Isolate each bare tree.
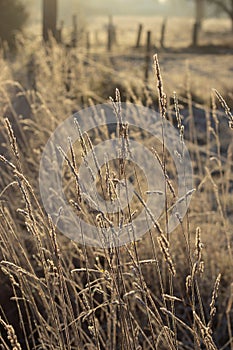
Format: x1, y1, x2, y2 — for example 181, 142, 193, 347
206, 0, 233, 32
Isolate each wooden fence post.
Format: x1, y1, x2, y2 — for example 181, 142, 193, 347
107, 15, 116, 51
107, 27, 112, 51
136, 23, 143, 48
160, 18, 167, 49
71, 14, 78, 47
145, 31, 151, 81
86, 31, 90, 50
192, 21, 200, 46
43, 0, 57, 42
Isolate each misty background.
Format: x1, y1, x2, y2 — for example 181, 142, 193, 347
25, 0, 199, 26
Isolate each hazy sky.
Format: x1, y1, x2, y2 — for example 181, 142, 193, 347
27, 0, 194, 25
77, 0, 193, 17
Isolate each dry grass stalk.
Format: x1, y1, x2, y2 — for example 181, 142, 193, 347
0, 317, 22, 350
193, 311, 218, 350
157, 234, 176, 277
151, 147, 176, 200
173, 91, 184, 143
213, 89, 233, 129
4, 118, 20, 166
153, 54, 167, 119
208, 274, 221, 329
195, 227, 203, 263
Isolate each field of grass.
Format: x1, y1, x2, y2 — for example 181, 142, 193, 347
0, 15, 233, 350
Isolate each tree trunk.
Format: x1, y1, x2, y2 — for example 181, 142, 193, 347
43, 0, 57, 42
232, 0, 233, 32
196, 0, 205, 28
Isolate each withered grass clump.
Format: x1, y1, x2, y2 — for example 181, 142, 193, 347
0, 38, 232, 350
